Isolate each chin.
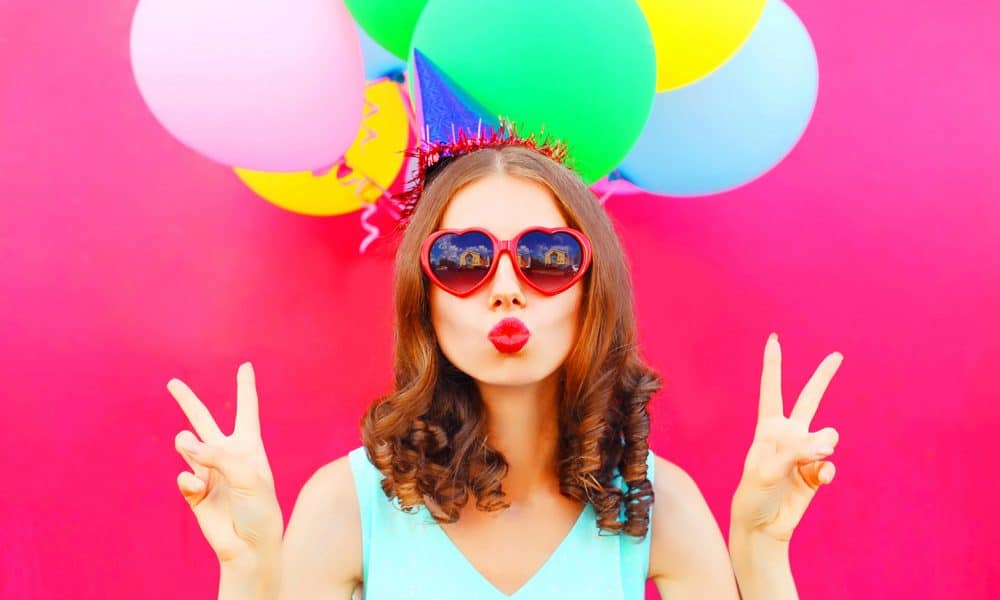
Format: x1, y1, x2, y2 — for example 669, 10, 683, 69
471, 355, 560, 388
441, 339, 569, 387
475, 372, 552, 388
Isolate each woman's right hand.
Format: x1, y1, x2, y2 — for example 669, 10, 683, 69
167, 362, 284, 567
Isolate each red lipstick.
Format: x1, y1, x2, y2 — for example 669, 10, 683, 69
488, 318, 530, 354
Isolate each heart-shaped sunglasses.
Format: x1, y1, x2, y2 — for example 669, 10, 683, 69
420, 227, 593, 297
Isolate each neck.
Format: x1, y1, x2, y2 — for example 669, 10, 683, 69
475, 370, 562, 505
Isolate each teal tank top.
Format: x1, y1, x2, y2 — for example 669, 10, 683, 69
348, 446, 656, 599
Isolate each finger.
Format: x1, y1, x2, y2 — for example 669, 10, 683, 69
807, 427, 840, 451
819, 461, 836, 484
758, 332, 783, 420
167, 378, 226, 443
177, 471, 207, 506
179, 439, 257, 491
175, 431, 210, 480
772, 440, 835, 479
789, 352, 843, 427
234, 362, 261, 439
798, 460, 835, 488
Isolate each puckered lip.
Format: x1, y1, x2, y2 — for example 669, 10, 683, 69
488, 317, 530, 353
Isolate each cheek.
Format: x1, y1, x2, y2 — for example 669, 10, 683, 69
429, 288, 479, 352
535, 285, 584, 352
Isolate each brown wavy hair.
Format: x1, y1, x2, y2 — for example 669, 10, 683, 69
360, 145, 662, 538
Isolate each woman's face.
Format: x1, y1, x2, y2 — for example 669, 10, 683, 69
428, 173, 584, 387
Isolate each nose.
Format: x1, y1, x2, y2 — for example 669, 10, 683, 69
488, 251, 526, 309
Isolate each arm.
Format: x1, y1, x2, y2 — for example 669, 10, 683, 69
216, 455, 362, 600
728, 527, 796, 600
277, 454, 364, 599
219, 547, 281, 600
648, 456, 740, 599
723, 333, 843, 600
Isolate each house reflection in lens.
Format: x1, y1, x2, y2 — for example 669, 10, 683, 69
518, 231, 584, 291
430, 232, 494, 293
544, 248, 569, 266
459, 249, 489, 267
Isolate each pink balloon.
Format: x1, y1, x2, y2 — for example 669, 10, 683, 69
130, 0, 364, 172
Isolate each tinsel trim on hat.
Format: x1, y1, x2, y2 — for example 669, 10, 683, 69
393, 119, 570, 227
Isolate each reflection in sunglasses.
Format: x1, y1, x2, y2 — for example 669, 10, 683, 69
425, 228, 590, 295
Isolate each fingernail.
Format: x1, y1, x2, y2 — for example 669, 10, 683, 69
179, 439, 200, 454
812, 445, 834, 455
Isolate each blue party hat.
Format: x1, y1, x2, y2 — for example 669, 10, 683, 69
411, 49, 499, 143
396, 50, 569, 227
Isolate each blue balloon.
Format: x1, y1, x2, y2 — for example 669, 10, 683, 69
618, 0, 818, 196
357, 23, 405, 81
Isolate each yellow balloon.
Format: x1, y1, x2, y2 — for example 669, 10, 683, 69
637, 0, 767, 92
234, 79, 410, 216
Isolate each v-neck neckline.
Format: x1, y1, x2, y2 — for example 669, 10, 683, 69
424, 502, 591, 598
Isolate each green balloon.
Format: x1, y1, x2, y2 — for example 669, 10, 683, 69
408, 0, 656, 184
346, 0, 428, 60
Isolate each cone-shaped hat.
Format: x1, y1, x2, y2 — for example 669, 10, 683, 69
411, 49, 498, 143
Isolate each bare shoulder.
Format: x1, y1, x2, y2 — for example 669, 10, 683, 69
280, 453, 362, 599
647, 454, 739, 598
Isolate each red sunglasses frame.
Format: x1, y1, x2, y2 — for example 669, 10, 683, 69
419, 226, 593, 297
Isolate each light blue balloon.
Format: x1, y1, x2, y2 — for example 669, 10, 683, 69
618, 0, 818, 196
357, 23, 405, 81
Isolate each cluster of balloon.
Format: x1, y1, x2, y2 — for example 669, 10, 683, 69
233, 80, 409, 218
129, 0, 415, 253
621, 0, 820, 196
130, 0, 366, 173
129, 0, 819, 249
348, 0, 817, 198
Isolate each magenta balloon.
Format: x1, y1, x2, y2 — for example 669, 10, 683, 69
130, 0, 365, 172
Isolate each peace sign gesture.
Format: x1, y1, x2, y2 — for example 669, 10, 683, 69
730, 333, 842, 543
167, 362, 284, 566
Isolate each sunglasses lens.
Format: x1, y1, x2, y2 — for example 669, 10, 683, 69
427, 231, 494, 294
516, 230, 586, 293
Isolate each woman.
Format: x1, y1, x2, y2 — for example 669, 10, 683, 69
167, 140, 842, 599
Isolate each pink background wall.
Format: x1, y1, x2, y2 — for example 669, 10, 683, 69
1, 1, 997, 598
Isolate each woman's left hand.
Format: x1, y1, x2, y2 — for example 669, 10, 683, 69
730, 332, 842, 543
